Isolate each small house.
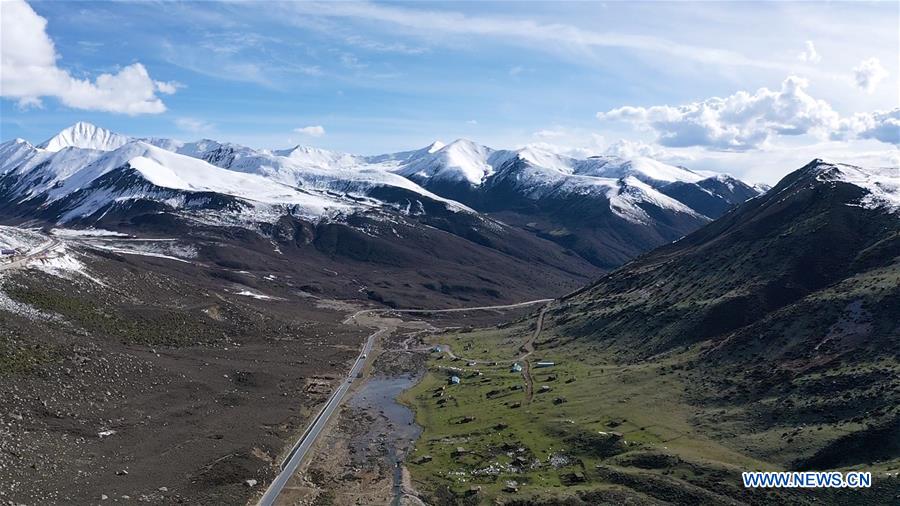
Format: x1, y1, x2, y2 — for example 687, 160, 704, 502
510, 362, 523, 373
535, 361, 555, 368
450, 375, 461, 385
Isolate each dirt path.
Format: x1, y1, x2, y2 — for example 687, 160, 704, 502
429, 301, 552, 404
519, 303, 550, 404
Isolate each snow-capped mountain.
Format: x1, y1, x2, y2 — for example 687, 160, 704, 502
172, 139, 469, 213
0, 124, 479, 230
810, 161, 900, 213
366, 138, 756, 222
1, 122, 771, 272
37, 121, 131, 152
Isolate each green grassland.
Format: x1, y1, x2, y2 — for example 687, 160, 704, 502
401, 316, 900, 505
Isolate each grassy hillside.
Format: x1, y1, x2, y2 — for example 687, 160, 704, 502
403, 162, 900, 504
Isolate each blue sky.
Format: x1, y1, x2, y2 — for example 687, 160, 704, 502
1, 1, 897, 183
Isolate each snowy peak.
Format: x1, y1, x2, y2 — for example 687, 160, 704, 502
397, 138, 496, 185
39, 122, 130, 153
574, 156, 704, 185
510, 145, 574, 174
809, 160, 900, 213
270, 145, 361, 169
425, 140, 445, 153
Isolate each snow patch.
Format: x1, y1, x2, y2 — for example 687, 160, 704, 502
85, 242, 195, 263
51, 228, 130, 238
235, 290, 276, 300
28, 245, 106, 285
820, 163, 900, 213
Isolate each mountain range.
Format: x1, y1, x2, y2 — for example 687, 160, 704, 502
0, 122, 764, 282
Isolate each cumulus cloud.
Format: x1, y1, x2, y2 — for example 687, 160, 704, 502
0, 0, 173, 114
294, 125, 326, 137
598, 76, 868, 150
852, 57, 888, 94
836, 109, 900, 145
797, 40, 821, 63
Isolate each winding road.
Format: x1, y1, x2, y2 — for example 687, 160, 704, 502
0, 239, 61, 273
257, 298, 552, 506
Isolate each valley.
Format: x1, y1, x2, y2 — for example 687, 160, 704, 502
1, 125, 897, 506
2, 0, 897, 503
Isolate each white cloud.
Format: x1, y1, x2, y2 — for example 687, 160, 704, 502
466, 119, 478, 125
286, 2, 791, 72
294, 125, 326, 137
837, 109, 900, 145
154, 80, 182, 95
605, 139, 669, 159
852, 57, 888, 94
797, 40, 821, 63
532, 129, 566, 139
175, 117, 215, 134
343, 35, 428, 55
596, 76, 897, 150
0, 0, 172, 114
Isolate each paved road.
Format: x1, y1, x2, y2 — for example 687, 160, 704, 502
258, 297, 553, 506
345, 298, 552, 322
0, 239, 60, 273
257, 327, 382, 506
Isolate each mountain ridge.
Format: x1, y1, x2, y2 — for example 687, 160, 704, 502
0, 122, 779, 279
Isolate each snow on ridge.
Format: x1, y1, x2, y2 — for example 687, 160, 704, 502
39, 122, 130, 153
394, 138, 497, 185
816, 162, 900, 213
574, 156, 704, 184
5, 122, 770, 227
607, 176, 706, 224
